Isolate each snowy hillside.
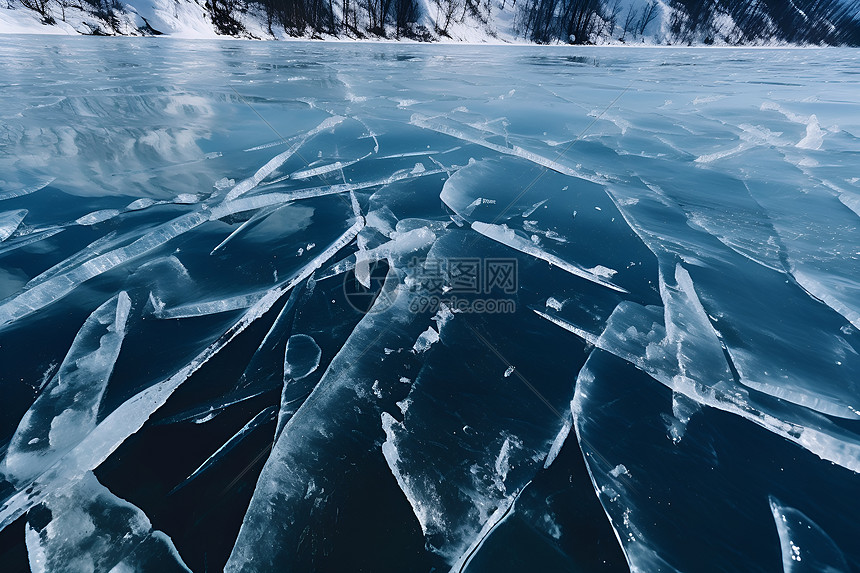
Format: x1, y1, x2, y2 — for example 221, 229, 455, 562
1, 0, 859, 44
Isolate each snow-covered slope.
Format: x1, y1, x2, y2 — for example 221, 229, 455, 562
0, 0, 226, 37
0, 0, 858, 44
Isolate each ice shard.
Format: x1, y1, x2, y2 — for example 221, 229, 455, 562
0, 212, 208, 329
0, 228, 64, 257
75, 208, 121, 226
225, 116, 346, 201
24, 230, 136, 289
318, 227, 437, 281
410, 114, 595, 181
659, 263, 735, 391
533, 309, 601, 346
350, 189, 371, 288
227, 243, 437, 572
236, 280, 308, 391
2, 292, 131, 486
171, 406, 278, 494
447, 488, 521, 573
283, 334, 322, 381
289, 157, 366, 180
210, 204, 282, 254
209, 167, 446, 222
472, 221, 626, 293
0, 177, 54, 201
769, 497, 849, 573
277, 334, 323, 436
0, 224, 360, 530
152, 291, 267, 319
25, 471, 191, 573
543, 415, 572, 469
155, 386, 274, 426
0, 209, 27, 241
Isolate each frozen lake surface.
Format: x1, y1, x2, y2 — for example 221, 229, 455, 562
1, 37, 860, 572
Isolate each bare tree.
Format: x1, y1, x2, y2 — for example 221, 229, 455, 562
604, 0, 622, 36
364, 0, 394, 33
19, 0, 55, 23
434, 0, 462, 35
620, 3, 637, 41
393, 0, 417, 36
637, 0, 658, 36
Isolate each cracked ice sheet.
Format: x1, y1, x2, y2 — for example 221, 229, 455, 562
3, 39, 860, 572
571, 342, 860, 573
227, 265, 438, 571
227, 230, 584, 570
545, 278, 860, 474
440, 156, 655, 297
0, 222, 362, 531
724, 146, 860, 333
661, 107, 860, 335
375, 232, 587, 567
601, 171, 860, 420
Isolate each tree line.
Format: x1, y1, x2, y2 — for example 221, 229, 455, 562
11, 0, 860, 44
517, 0, 860, 44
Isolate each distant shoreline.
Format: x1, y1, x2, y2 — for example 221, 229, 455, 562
0, 23, 849, 49
2, 0, 858, 47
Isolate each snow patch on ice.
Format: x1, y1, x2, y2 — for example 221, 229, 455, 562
413, 326, 440, 354
609, 464, 630, 479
